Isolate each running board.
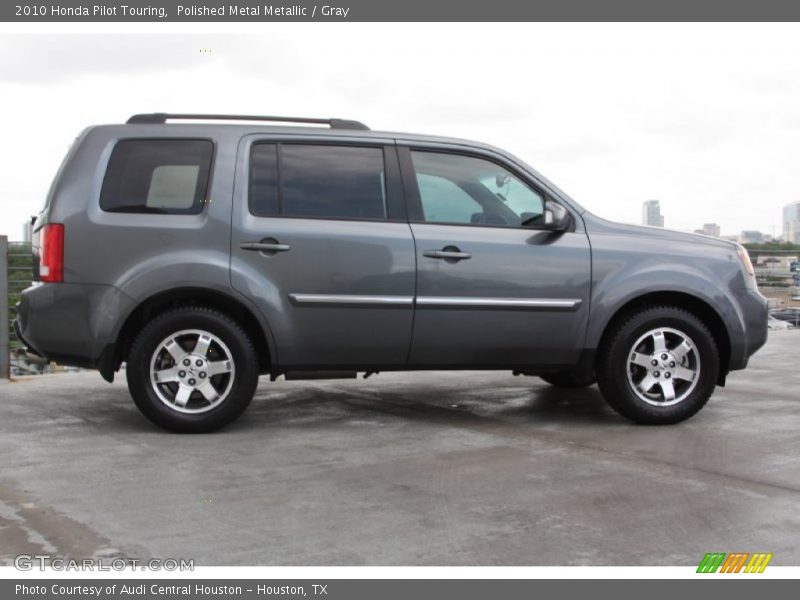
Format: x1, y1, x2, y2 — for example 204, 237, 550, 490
283, 371, 358, 381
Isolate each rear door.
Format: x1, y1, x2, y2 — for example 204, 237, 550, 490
400, 146, 591, 367
231, 136, 416, 368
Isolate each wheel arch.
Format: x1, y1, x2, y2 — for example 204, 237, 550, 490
109, 287, 275, 381
594, 291, 732, 385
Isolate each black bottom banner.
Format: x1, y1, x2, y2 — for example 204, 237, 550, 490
3, 579, 795, 600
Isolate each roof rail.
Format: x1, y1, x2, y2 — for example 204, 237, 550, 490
126, 113, 370, 130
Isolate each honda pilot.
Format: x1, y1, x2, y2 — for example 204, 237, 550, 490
15, 113, 769, 432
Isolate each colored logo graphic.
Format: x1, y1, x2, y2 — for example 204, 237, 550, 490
697, 552, 773, 573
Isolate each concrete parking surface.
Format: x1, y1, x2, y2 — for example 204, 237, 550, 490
1, 332, 798, 566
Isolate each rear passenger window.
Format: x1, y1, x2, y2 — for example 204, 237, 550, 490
249, 144, 387, 220
249, 144, 279, 217
100, 139, 213, 214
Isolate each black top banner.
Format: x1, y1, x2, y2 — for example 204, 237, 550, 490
4, 0, 800, 22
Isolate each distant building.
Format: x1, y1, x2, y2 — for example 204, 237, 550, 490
642, 200, 664, 227
22, 219, 33, 242
695, 223, 721, 237
738, 230, 768, 244
783, 201, 800, 244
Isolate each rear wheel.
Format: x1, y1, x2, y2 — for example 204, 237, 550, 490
126, 307, 259, 432
596, 306, 719, 424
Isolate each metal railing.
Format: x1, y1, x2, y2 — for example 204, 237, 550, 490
1, 237, 34, 378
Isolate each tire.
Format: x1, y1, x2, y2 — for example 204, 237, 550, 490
126, 306, 259, 433
539, 371, 596, 388
596, 305, 719, 424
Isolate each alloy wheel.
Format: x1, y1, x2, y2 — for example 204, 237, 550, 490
148, 329, 235, 414
626, 327, 700, 407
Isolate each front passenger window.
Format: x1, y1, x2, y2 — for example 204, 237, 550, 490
411, 151, 545, 227
416, 173, 482, 224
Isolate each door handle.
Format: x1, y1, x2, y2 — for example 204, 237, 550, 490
240, 241, 291, 253
423, 248, 472, 261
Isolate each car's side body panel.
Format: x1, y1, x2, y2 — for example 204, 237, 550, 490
230, 215, 417, 367
582, 215, 768, 369
228, 134, 417, 368
407, 223, 591, 366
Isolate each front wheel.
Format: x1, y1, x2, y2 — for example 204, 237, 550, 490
596, 306, 719, 424
126, 307, 259, 433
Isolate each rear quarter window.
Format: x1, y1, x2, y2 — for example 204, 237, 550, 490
100, 139, 214, 214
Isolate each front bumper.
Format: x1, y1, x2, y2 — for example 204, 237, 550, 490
729, 288, 769, 371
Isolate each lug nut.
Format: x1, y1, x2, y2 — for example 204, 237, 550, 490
664, 372, 671, 379
199, 372, 207, 379
653, 371, 660, 377
661, 353, 668, 360
669, 361, 675, 368
188, 378, 196, 386
196, 359, 203, 367
651, 359, 658, 366
178, 370, 186, 378
183, 359, 191, 366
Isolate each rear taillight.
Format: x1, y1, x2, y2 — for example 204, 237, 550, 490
40, 223, 64, 283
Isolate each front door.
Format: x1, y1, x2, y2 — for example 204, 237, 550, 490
401, 148, 592, 367
231, 139, 415, 368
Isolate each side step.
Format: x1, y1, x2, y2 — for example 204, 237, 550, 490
283, 371, 358, 381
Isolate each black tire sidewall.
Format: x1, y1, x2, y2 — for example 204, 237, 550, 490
598, 307, 719, 424
126, 308, 258, 433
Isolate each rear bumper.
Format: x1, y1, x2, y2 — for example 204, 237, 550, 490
12, 317, 41, 358
15, 282, 135, 373
728, 288, 769, 371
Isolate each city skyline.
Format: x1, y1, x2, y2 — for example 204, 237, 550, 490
642, 198, 797, 241
643, 198, 794, 241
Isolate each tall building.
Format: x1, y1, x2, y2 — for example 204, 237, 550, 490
642, 200, 664, 227
22, 219, 33, 243
701, 223, 720, 237
783, 201, 800, 243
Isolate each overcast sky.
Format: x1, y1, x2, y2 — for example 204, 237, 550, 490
1, 23, 800, 239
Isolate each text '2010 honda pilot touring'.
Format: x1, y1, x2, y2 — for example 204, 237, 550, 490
15, 114, 768, 432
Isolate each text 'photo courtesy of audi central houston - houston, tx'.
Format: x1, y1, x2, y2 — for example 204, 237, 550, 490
14, 113, 768, 432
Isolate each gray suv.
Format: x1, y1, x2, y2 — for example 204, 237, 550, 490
15, 114, 768, 432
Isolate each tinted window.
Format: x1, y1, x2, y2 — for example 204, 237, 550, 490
411, 151, 544, 227
249, 144, 387, 220
100, 139, 213, 214
249, 144, 279, 217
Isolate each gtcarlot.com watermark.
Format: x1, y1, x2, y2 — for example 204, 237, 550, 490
14, 554, 194, 571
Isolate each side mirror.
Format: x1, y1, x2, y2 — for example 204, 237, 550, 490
543, 200, 572, 232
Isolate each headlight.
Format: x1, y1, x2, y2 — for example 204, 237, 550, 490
736, 245, 755, 276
